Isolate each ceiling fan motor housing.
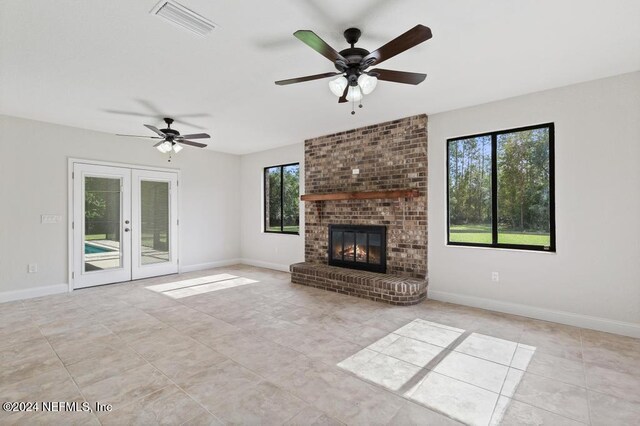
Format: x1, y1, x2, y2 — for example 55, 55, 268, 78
338, 47, 370, 64
161, 128, 179, 136
334, 28, 373, 84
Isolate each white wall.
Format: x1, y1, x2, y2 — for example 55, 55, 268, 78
3, 72, 639, 338
239, 143, 304, 271
428, 72, 640, 336
0, 115, 241, 300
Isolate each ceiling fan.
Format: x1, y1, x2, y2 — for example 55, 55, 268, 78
275, 25, 432, 113
117, 117, 210, 155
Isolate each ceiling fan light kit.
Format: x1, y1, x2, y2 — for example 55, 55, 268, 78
155, 140, 182, 154
156, 141, 172, 153
329, 76, 348, 97
357, 74, 377, 95
346, 85, 363, 103
275, 25, 432, 114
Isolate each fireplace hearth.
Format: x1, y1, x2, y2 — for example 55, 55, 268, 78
328, 224, 386, 273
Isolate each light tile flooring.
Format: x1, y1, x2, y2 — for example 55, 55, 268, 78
1, 265, 639, 425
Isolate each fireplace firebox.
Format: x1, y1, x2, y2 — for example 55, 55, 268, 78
328, 224, 386, 273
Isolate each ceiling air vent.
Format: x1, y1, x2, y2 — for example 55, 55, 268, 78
150, 0, 216, 37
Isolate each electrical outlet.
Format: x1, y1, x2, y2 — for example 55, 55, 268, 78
352, 168, 360, 175
28, 264, 38, 273
492, 272, 499, 282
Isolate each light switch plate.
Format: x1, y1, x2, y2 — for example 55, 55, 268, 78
41, 215, 62, 224
28, 264, 38, 273
352, 168, 360, 175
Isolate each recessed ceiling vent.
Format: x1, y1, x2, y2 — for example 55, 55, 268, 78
150, 0, 216, 37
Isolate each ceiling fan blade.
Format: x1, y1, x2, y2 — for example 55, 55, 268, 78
136, 99, 165, 116
144, 124, 167, 137
180, 140, 208, 148
105, 109, 208, 130
294, 30, 347, 64
106, 110, 154, 118
338, 85, 348, 103
153, 141, 165, 147
169, 118, 207, 130
370, 68, 427, 85
178, 133, 210, 140
116, 134, 163, 139
275, 72, 341, 86
361, 25, 432, 67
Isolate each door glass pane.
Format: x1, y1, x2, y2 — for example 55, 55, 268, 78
448, 136, 493, 244
140, 180, 170, 265
497, 127, 551, 247
84, 176, 121, 272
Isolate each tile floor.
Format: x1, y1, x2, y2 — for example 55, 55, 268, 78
1, 265, 639, 425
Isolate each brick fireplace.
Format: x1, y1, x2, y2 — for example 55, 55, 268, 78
291, 114, 428, 304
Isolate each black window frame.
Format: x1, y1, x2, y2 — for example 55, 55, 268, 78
263, 162, 300, 235
446, 122, 556, 252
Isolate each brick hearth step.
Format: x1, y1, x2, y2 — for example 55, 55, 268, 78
290, 262, 428, 306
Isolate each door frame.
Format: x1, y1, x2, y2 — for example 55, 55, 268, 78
67, 158, 181, 291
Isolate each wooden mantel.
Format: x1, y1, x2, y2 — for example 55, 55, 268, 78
300, 189, 419, 202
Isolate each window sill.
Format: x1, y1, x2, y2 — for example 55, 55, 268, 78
263, 231, 301, 237
445, 244, 556, 255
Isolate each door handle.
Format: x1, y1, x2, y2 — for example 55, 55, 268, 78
124, 228, 130, 232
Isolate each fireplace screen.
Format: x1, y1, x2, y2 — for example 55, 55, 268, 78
328, 225, 386, 273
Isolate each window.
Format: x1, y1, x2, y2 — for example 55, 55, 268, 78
447, 123, 555, 251
264, 163, 300, 234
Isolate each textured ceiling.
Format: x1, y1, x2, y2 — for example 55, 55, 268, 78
1, 0, 639, 154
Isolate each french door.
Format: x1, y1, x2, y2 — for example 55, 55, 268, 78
73, 163, 178, 289
131, 169, 178, 279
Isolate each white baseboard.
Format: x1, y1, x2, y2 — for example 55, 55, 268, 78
239, 258, 291, 273
428, 290, 640, 339
0, 283, 69, 304
179, 258, 242, 273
